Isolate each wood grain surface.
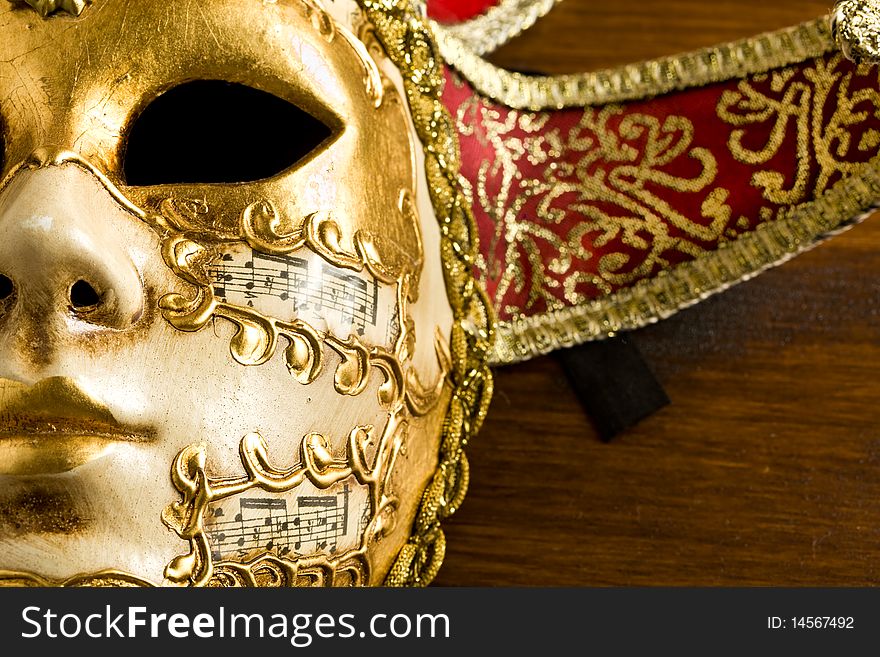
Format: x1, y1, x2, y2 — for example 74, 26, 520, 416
432, 0, 880, 586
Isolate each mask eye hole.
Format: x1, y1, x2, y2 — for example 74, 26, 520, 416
123, 81, 336, 186
0, 274, 12, 301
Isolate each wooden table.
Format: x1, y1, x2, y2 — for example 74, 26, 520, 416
433, 0, 880, 586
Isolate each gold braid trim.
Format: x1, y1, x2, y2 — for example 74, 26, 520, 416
430, 0, 561, 56
492, 159, 880, 365
437, 16, 835, 110
357, 0, 495, 586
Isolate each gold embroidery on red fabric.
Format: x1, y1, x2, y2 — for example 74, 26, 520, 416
719, 54, 880, 205
462, 56, 880, 364
458, 94, 726, 319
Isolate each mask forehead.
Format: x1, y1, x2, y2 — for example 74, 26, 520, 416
0, 0, 421, 269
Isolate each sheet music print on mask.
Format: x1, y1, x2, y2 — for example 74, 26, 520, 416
206, 246, 399, 347
205, 485, 353, 561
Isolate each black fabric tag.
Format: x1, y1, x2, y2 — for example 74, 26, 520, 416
556, 335, 669, 442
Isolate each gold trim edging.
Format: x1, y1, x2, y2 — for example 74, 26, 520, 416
430, 0, 561, 56
437, 16, 835, 110
358, 0, 495, 585
491, 159, 880, 365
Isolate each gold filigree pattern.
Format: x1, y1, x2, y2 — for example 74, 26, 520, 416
491, 163, 880, 364
158, 197, 444, 415
159, 193, 423, 294
719, 54, 880, 205
459, 97, 725, 318
162, 423, 403, 587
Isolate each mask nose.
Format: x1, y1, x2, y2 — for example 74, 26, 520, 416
0, 164, 145, 336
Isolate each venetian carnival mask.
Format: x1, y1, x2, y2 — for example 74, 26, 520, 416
0, 0, 486, 587
1, 0, 880, 587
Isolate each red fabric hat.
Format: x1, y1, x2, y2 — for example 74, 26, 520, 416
430, 0, 880, 364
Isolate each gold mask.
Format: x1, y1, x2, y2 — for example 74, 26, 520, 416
0, 0, 492, 586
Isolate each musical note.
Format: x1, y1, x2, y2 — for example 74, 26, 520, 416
205, 485, 352, 560
206, 250, 380, 336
